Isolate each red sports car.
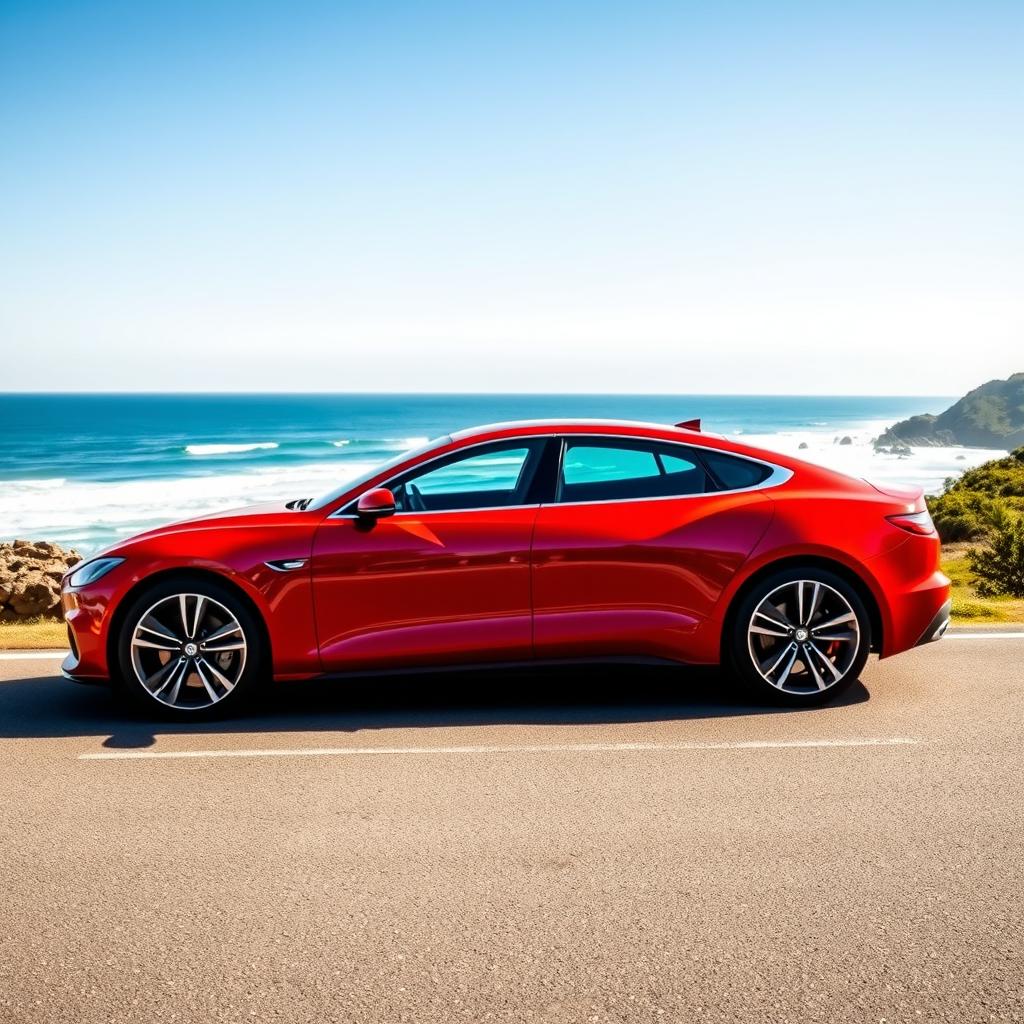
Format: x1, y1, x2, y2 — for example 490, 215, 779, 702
61, 419, 951, 717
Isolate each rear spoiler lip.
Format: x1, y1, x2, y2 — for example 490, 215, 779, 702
674, 418, 701, 432
865, 478, 926, 510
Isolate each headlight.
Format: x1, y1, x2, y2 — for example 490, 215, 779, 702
68, 557, 125, 588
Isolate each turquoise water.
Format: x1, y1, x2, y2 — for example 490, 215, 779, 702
0, 392, 970, 553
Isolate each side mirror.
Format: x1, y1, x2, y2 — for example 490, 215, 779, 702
356, 487, 396, 519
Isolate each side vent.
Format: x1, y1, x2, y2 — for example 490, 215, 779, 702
265, 559, 309, 572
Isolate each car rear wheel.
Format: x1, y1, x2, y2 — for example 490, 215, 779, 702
115, 576, 265, 718
728, 568, 870, 705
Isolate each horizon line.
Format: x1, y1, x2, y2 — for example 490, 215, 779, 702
0, 389, 957, 399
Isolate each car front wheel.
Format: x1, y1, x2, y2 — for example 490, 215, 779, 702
115, 576, 264, 718
729, 568, 871, 705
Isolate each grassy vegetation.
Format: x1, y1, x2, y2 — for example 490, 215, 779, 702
943, 544, 1024, 623
0, 617, 67, 650
928, 447, 1024, 541
926, 445, 1024, 608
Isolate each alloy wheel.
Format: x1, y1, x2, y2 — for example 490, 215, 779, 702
129, 592, 247, 710
746, 579, 861, 694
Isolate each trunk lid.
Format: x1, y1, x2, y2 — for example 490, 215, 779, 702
865, 479, 926, 509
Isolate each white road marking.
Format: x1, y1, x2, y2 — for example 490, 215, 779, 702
81, 737, 920, 761
0, 650, 68, 660
945, 632, 1024, 639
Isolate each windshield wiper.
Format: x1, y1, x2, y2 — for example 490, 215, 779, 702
286, 497, 313, 510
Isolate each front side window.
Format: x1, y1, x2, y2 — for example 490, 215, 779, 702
559, 440, 710, 502
390, 441, 544, 512
308, 435, 451, 511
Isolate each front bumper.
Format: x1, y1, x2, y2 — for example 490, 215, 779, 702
61, 662, 109, 686
60, 573, 122, 682
61, 631, 109, 685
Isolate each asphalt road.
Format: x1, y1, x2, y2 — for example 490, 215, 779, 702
1, 636, 1022, 1023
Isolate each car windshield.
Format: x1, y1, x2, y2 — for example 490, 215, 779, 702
305, 435, 452, 511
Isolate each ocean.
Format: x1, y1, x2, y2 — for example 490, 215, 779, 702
0, 393, 1001, 555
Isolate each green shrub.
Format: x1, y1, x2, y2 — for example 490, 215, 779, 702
928, 491, 995, 541
968, 504, 1024, 598
946, 445, 1024, 496
929, 446, 1024, 542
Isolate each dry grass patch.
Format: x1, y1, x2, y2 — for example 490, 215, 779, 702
944, 544, 1024, 624
0, 617, 67, 650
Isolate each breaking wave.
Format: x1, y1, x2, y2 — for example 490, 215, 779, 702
185, 442, 280, 456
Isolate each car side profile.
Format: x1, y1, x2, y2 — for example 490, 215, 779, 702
61, 419, 952, 717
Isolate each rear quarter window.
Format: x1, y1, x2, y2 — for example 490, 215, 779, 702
558, 440, 710, 502
701, 449, 772, 490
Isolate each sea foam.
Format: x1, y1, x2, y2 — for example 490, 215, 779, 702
0, 460, 380, 553
185, 442, 280, 456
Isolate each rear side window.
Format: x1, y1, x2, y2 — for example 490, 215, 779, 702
559, 440, 709, 502
701, 449, 772, 490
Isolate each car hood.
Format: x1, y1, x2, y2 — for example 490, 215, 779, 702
90, 502, 301, 558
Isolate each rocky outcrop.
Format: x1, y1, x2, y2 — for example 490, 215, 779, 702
0, 541, 81, 620
874, 414, 957, 448
875, 373, 1024, 450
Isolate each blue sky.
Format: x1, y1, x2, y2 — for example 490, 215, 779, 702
1, 1, 1021, 393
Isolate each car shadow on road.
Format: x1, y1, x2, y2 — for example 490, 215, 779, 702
0, 662, 870, 748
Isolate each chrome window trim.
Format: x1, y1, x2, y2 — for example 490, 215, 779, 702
327, 432, 791, 519
331, 503, 542, 520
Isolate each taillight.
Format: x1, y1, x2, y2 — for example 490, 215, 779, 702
886, 510, 936, 536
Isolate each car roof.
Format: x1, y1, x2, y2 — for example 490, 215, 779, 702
311, 417, 856, 513
450, 418, 710, 441
445, 418, 819, 476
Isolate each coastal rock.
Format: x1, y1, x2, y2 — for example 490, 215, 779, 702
839, 436, 853, 446
9, 574, 57, 616
0, 541, 81, 620
875, 372, 1024, 450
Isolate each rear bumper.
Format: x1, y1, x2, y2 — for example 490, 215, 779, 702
878, 563, 952, 658
914, 598, 952, 647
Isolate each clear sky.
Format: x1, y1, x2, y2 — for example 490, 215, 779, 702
1, 1, 1020, 394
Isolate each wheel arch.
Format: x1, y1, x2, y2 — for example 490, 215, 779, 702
720, 554, 884, 660
106, 567, 273, 680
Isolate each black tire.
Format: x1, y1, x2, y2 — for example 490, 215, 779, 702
727, 567, 871, 706
114, 575, 266, 719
